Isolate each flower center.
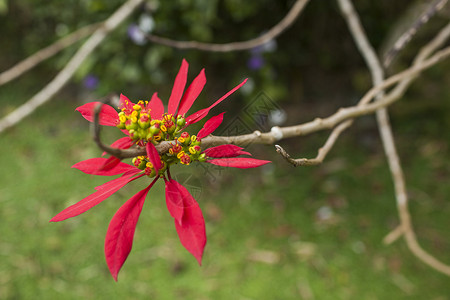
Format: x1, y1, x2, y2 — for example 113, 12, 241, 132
116, 103, 206, 177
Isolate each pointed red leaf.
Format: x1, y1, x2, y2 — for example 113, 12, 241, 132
203, 144, 252, 158
146, 142, 162, 173
197, 112, 225, 139
119, 94, 134, 111
174, 196, 206, 265
102, 137, 134, 156
72, 158, 136, 176
165, 179, 196, 226
186, 78, 247, 125
95, 171, 142, 191
177, 69, 206, 116
168, 59, 188, 116
50, 174, 143, 222
97, 156, 122, 172
76, 102, 119, 126
206, 157, 271, 169
105, 179, 157, 281
148, 92, 164, 120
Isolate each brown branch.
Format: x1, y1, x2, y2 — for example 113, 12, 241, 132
273, 34, 450, 167
276, 0, 391, 169
339, 0, 450, 276
274, 120, 353, 166
94, 44, 450, 160
383, 225, 405, 245
383, 23, 450, 239
383, 0, 448, 67
0, 22, 102, 86
270, 44, 450, 166
144, 0, 309, 52
0, 0, 145, 134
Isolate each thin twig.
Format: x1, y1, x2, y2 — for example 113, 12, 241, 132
274, 120, 353, 166
93, 45, 450, 159
271, 22, 450, 168
383, 0, 448, 67
0, 22, 102, 86
0, 0, 145, 134
144, 0, 309, 52
383, 225, 405, 245
339, 0, 450, 276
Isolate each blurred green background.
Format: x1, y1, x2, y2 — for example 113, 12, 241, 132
0, 0, 449, 299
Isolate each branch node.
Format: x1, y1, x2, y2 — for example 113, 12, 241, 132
270, 126, 284, 141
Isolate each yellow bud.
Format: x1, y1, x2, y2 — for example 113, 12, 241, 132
119, 115, 127, 123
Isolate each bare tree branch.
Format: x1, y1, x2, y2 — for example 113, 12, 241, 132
338, 0, 450, 276
0, 0, 145, 134
274, 120, 353, 166
144, 0, 309, 51
78, 1, 450, 276
0, 22, 102, 86
383, 0, 448, 67
94, 44, 450, 160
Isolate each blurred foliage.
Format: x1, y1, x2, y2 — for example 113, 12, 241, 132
2, 0, 448, 117
1, 1, 450, 298
0, 98, 449, 299
0, 0, 449, 146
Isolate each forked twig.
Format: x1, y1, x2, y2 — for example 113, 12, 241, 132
93, 45, 450, 160
274, 120, 353, 166
339, 0, 450, 276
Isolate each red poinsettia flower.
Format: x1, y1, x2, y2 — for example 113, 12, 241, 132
51, 59, 270, 281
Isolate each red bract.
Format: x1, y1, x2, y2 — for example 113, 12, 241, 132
51, 59, 271, 280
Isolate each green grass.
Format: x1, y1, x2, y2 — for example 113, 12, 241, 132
0, 100, 449, 299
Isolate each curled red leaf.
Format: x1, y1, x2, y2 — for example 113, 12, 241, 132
164, 179, 195, 226
146, 142, 162, 174
197, 112, 225, 139
165, 179, 206, 265
76, 102, 119, 126
174, 199, 206, 266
